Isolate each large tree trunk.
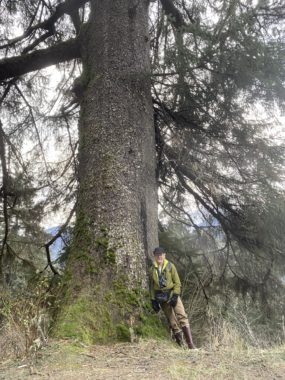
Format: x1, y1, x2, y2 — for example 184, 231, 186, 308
54, 0, 158, 342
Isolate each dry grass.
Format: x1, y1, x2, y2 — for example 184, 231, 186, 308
1, 291, 284, 379
0, 322, 27, 360
0, 338, 285, 380
0, 280, 53, 360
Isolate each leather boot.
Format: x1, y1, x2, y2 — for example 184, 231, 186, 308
174, 331, 184, 347
182, 325, 196, 349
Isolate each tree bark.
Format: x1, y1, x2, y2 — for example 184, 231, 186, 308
55, 0, 158, 342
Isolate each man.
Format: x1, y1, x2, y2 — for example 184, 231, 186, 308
150, 246, 196, 349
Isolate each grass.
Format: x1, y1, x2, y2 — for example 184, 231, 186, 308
165, 344, 285, 380
0, 339, 285, 379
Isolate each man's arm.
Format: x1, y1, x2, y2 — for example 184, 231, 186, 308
171, 264, 181, 295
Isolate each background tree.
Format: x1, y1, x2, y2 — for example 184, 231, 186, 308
159, 219, 285, 347
0, 0, 284, 342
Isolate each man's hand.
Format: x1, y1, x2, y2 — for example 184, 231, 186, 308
151, 299, 161, 313
169, 293, 178, 307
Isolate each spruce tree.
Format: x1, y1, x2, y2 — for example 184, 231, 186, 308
0, 0, 284, 341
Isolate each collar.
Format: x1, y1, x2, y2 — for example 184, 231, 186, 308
154, 259, 169, 271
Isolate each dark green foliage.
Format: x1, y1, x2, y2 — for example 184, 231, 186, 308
159, 221, 285, 346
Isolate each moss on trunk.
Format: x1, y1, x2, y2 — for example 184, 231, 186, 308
53, 0, 159, 342
53, 276, 168, 343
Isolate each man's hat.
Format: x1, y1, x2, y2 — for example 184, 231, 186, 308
153, 247, 165, 255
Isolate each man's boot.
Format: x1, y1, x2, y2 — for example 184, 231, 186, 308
182, 325, 196, 349
174, 331, 184, 347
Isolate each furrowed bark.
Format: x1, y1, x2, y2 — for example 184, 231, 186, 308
75, 0, 158, 284
54, 0, 159, 342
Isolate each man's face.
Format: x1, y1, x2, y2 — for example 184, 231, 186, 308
154, 253, 165, 266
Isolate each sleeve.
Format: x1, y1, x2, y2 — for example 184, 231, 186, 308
171, 264, 181, 295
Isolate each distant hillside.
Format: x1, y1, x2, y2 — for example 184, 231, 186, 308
47, 227, 66, 260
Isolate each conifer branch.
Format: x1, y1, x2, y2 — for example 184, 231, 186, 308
0, 0, 88, 50
0, 38, 81, 81
159, 0, 187, 29
0, 121, 9, 261
43, 203, 76, 275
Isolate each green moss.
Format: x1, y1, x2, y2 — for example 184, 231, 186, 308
94, 227, 118, 265
112, 277, 142, 311
66, 210, 110, 275
53, 210, 167, 344
53, 291, 138, 344
135, 313, 169, 339
52, 279, 170, 345
73, 208, 92, 245
68, 208, 94, 271
53, 293, 117, 344
55, 255, 167, 342
116, 323, 131, 341
53, 295, 96, 344
104, 249, 115, 264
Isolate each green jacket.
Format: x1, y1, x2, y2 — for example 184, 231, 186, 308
150, 259, 181, 301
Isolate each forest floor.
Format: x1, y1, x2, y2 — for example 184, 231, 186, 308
0, 339, 285, 380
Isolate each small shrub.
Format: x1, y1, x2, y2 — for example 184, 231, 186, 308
0, 274, 60, 360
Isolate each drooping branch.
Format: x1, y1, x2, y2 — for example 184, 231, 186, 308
31, 0, 88, 32
0, 38, 81, 81
22, 30, 53, 55
6, 244, 37, 270
164, 143, 279, 257
14, 83, 53, 183
164, 143, 223, 213
0, 121, 9, 261
257, 5, 285, 19
0, 78, 17, 106
0, 0, 89, 50
43, 202, 76, 275
159, 0, 187, 29
162, 143, 235, 238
